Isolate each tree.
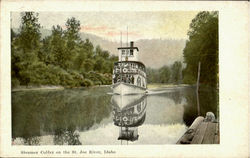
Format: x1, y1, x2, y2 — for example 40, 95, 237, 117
94, 57, 104, 72
49, 25, 68, 68
11, 13, 118, 88
11, 29, 21, 87
61, 17, 81, 70
84, 39, 94, 58
65, 17, 81, 43
18, 12, 41, 52
73, 39, 94, 72
159, 66, 171, 83
12, 12, 42, 85
171, 61, 182, 83
94, 45, 102, 57
183, 11, 218, 87
39, 36, 52, 65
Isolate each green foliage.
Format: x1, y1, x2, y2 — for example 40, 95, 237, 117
64, 17, 81, 69
11, 12, 41, 85
19, 12, 41, 52
11, 12, 118, 88
183, 11, 218, 87
147, 61, 182, 84
82, 79, 94, 87
170, 61, 182, 83
49, 25, 68, 68
74, 39, 94, 71
65, 17, 81, 42
159, 66, 171, 83
11, 77, 20, 88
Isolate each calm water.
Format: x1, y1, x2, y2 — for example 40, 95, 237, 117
12, 86, 218, 145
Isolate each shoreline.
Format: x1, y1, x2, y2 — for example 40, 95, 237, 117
11, 84, 193, 92
11, 86, 65, 92
12, 83, 216, 92
11, 85, 111, 92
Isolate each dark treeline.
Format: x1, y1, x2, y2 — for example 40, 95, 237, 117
147, 61, 182, 84
182, 11, 218, 87
147, 11, 218, 87
11, 11, 218, 88
11, 12, 118, 88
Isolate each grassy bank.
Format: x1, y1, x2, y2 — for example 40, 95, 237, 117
11, 84, 112, 92
11, 85, 65, 92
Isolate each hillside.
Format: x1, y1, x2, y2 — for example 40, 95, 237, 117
79, 32, 186, 68
13, 28, 186, 68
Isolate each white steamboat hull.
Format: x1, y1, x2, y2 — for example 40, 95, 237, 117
112, 82, 146, 95
111, 94, 146, 109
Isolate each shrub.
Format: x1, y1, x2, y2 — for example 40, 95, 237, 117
11, 77, 20, 88
82, 79, 93, 87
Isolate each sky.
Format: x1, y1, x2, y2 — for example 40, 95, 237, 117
11, 11, 199, 42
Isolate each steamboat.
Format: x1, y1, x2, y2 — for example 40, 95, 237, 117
112, 41, 147, 95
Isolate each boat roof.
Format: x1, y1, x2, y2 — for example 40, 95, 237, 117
117, 47, 139, 51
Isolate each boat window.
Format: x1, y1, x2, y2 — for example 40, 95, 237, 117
122, 49, 125, 55
137, 77, 141, 87
130, 49, 133, 56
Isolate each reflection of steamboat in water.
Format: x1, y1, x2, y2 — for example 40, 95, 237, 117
111, 94, 147, 143
112, 41, 147, 95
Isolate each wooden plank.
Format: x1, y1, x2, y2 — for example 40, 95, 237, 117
177, 128, 196, 144
202, 122, 216, 144
213, 123, 220, 144
176, 117, 204, 144
191, 122, 208, 144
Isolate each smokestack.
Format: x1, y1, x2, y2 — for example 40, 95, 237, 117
130, 41, 134, 48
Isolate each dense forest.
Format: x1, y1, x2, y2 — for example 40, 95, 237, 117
11, 12, 117, 88
11, 11, 218, 88
146, 61, 182, 84
182, 11, 218, 87
144, 11, 218, 87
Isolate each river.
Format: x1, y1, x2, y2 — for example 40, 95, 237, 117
11, 85, 218, 145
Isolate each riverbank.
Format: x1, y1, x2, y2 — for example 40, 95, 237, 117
12, 84, 193, 92
11, 85, 65, 92
11, 85, 111, 92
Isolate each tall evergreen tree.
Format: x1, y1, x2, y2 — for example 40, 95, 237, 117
183, 11, 218, 87
49, 25, 67, 68
64, 17, 81, 69
12, 12, 42, 85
